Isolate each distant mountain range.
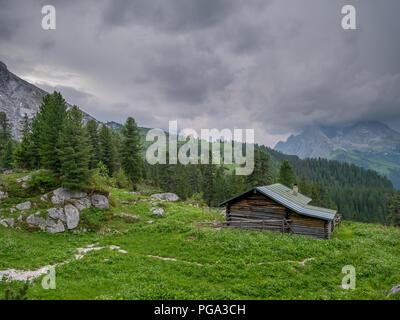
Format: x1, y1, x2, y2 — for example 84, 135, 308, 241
0, 61, 95, 139
275, 121, 400, 188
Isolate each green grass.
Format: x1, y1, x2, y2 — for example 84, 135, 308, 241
1, 173, 400, 300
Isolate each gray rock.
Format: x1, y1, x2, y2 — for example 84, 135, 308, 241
51, 188, 87, 205
40, 193, 49, 202
0, 220, 8, 227
9, 207, 15, 213
151, 207, 164, 216
388, 284, 400, 297
71, 197, 91, 211
4, 218, 14, 227
91, 194, 109, 209
118, 213, 139, 220
17, 215, 23, 221
0, 190, 8, 200
151, 193, 179, 202
26, 214, 46, 230
64, 204, 80, 229
16, 175, 31, 183
3, 169, 13, 175
47, 207, 65, 221
46, 219, 65, 234
16, 201, 31, 210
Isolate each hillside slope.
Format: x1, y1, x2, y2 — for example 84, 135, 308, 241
0, 171, 400, 300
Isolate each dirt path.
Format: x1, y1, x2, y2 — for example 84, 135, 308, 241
0, 244, 127, 282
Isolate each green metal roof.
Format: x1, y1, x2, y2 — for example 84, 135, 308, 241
264, 183, 312, 206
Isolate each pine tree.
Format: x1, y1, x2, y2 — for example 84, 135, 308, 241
57, 106, 90, 190
202, 158, 216, 207
29, 116, 42, 168
121, 117, 142, 184
99, 124, 115, 176
85, 120, 101, 169
277, 160, 296, 188
298, 174, 310, 196
389, 192, 400, 227
14, 114, 34, 169
246, 150, 273, 187
111, 131, 123, 172
35, 92, 67, 172
1, 140, 14, 169
214, 166, 227, 205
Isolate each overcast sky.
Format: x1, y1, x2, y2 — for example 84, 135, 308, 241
1, 0, 399, 147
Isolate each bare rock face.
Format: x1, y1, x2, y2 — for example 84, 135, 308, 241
0, 60, 96, 140
16, 201, 31, 210
91, 194, 109, 209
64, 204, 80, 229
151, 193, 179, 202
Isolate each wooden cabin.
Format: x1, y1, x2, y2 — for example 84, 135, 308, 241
219, 183, 339, 239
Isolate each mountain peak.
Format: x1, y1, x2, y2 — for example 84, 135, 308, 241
0, 61, 96, 139
0, 61, 7, 72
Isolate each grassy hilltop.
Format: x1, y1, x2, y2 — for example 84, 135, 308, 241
1, 171, 400, 300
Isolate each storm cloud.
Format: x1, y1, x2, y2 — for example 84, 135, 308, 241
0, 0, 399, 146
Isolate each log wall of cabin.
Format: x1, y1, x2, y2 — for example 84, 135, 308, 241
226, 192, 330, 239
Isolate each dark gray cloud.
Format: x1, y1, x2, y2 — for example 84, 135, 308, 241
0, 0, 399, 146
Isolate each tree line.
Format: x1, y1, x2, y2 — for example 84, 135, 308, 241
0, 91, 399, 225
0, 92, 142, 190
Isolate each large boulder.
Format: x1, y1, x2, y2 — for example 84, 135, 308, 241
16, 201, 31, 210
26, 214, 46, 230
0, 218, 14, 228
64, 204, 80, 229
151, 193, 179, 202
47, 207, 66, 222
71, 197, 92, 211
51, 188, 87, 205
91, 194, 109, 209
46, 218, 65, 234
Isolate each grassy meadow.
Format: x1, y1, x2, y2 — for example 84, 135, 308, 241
1, 172, 400, 300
